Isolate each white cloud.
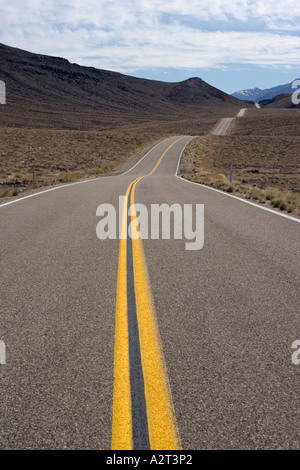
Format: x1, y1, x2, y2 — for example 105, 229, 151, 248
1, 0, 299, 28
0, 0, 299, 74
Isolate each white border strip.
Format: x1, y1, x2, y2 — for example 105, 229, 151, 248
0, 136, 175, 209
0, 177, 100, 208
175, 137, 300, 224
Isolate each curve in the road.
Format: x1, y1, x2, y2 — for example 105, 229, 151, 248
1, 111, 299, 451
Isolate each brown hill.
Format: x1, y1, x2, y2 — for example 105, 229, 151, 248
259, 93, 300, 109
0, 43, 244, 130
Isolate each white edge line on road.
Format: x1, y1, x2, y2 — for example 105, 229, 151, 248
175, 136, 300, 224
119, 136, 175, 176
175, 136, 198, 176
0, 136, 175, 209
0, 177, 100, 208
2, 132, 299, 224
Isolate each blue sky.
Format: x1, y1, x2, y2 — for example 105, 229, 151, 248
0, 0, 299, 94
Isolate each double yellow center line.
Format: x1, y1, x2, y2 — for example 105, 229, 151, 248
214, 118, 232, 136
111, 139, 183, 450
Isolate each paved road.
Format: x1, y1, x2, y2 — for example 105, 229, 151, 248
237, 108, 247, 117
212, 117, 234, 135
0, 136, 299, 450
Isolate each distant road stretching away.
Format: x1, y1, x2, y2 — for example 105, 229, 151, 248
0, 131, 299, 450
212, 117, 234, 135
237, 108, 247, 117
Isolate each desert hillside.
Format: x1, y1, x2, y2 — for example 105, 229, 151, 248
0, 43, 244, 129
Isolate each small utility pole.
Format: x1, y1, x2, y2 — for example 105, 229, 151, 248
230, 164, 233, 184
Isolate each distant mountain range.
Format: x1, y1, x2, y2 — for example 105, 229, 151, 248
0, 43, 243, 129
232, 81, 299, 103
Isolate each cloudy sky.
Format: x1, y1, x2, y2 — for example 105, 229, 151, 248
0, 0, 299, 93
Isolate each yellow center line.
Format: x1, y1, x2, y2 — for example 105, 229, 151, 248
111, 183, 132, 450
130, 180, 181, 450
147, 139, 183, 176
111, 138, 183, 450
216, 118, 229, 135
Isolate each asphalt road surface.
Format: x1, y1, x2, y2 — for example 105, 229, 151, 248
212, 117, 234, 135
237, 108, 247, 117
0, 135, 299, 450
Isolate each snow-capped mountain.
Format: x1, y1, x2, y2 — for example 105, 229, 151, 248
232, 87, 263, 101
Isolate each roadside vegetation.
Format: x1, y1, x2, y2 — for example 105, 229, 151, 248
0, 116, 219, 200
180, 108, 300, 216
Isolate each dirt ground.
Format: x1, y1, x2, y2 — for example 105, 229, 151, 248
0, 116, 217, 198
1, 108, 299, 216
179, 108, 300, 215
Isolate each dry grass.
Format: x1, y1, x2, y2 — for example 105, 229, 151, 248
180, 109, 300, 216
0, 115, 218, 199
0, 127, 130, 197
232, 108, 300, 136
